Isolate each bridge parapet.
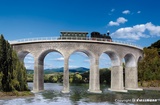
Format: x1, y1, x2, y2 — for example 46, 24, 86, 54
9, 37, 143, 49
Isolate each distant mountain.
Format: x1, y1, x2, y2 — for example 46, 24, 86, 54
26, 67, 89, 74
69, 67, 89, 73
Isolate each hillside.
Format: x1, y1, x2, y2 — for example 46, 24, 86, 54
149, 39, 160, 49
27, 67, 89, 74
148, 39, 160, 54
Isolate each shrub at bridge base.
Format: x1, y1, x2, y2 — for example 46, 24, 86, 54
139, 80, 160, 87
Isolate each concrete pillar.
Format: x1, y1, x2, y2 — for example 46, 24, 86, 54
125, 67, 137, 89
125, 67, 142, 90
61, 56, 70, 93
33, 58, 44, 92
88, 58, 102, 93
109, 66, 127, 92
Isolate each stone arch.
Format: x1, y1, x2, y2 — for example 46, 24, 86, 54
124, 53, 136, 67
17, 51, 34, 62
69, 49, 94, 60
102, 51, 120, 66
124, 53, 138, 89
69, 49, 92, 81
32, 49, 64, 92
38, 49, 64, 62
100, 50, 125, 91
68, 49, 102, 93
137, 56, 143, 63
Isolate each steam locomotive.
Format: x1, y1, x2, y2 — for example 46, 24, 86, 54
90, 31, 112, 41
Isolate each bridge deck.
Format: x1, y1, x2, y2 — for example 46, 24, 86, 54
9, 37, 142, 50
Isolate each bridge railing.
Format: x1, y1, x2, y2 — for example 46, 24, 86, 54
9, 37, 142, 49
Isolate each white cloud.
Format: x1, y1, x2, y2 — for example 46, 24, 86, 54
108, 8, 115, 15
111, 22, 160, 40
137, 11, 141, 14
122, 10, 130, 14
69, 65, 79, 69
111, 9, 115, 12
54, 57, 74, 62
108, 17, 128, 26
75, 52, 88, 57
145, 22, 160, 36
108, 21, 119, 26
117, 17, 128, 24
54, 57, 64, 61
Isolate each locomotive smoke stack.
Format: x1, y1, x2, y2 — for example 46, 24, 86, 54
107, 30, 110, 36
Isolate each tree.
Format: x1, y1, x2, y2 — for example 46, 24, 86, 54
0, 35, 13, 91
138, 48, 160, 84
72, 72, 83, 83
149, 40, 160, 49
100, 68, 111, 84
0, 34, 29, 91
12, 50, 28, 91
0, 72, 3, 89
148, 40, 160, 53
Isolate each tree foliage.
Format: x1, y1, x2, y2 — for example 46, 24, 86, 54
149, 40, 160, 48
99, 68, 111, 84
138, 39, 160, 87
27, 69, 111, 85
148, 40, 160, 52
138, 48, 160, 84
0, 35, 28, 92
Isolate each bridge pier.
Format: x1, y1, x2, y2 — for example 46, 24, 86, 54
88, 58, 102, 93
125, 67, 143, 91
109, 66, 127, 92
61, 57, 70, 93
33, 59, 44, 92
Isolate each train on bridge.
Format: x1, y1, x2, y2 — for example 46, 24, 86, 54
59, 31, 112, 42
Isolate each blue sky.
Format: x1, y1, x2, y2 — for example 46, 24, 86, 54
1, 0, 160, 69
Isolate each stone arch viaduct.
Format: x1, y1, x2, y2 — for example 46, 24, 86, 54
10, 37, 143, 93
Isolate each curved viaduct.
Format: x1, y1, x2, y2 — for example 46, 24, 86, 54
10, 38, 143, 93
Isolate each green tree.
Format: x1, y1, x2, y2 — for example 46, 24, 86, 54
149, 40, 160, 49
72, 72, 83, 83
148, 40, 160, 53
12, 51, 28, 91
100, 68, 111, 84
138, 48, 160, 84
0, 72, 3, 90
0, 35, 29, 91
48, 75, 58, 83
0, 35, 13, 91
81, 71, 89, 83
